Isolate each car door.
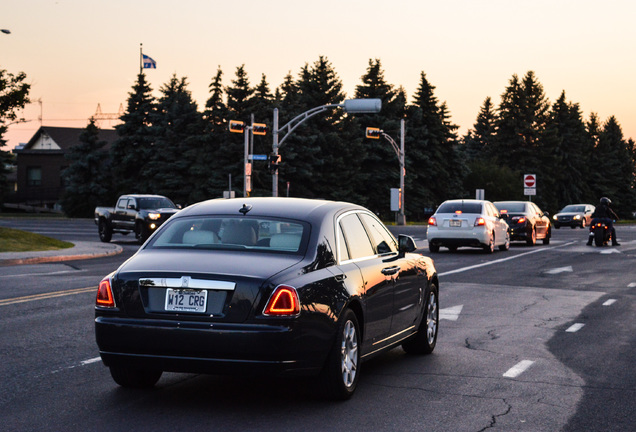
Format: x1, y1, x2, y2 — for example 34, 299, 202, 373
337, 212, 394, 349
486, 202, 508, 246
113, 196, 129, 229
358, 213, 423, 335
531, 203, 549, 237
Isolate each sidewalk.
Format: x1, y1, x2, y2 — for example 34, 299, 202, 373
0, 241, 123, 266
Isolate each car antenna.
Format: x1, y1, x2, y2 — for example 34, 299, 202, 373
239, 204, 252, 215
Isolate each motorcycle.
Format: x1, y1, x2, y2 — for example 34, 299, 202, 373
591, 220, 613, 246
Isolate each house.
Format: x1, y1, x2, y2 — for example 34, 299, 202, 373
11, 126, 118, 210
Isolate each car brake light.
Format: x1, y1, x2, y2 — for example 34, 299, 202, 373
96, 277, 115, 308
512, 216, 526, 224
455, 210, 462, 214
474, 217, 486, 226
428, 216, 437, 226
263, 285, 300, 316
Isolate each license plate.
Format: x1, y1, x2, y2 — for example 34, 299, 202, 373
165, 288, 207, 313
449, 220, 461, 227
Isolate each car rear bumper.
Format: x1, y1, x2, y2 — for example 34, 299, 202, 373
427, 227, 489, 248
95, 315, 329, 376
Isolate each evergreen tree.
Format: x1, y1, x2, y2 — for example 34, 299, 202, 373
463, 97, 497, 161
0, 68, 30, 206
190, 67, 229, 202
493, 71, 550, 172
110, 73, 155, 196
144, 75, 206, 205
354, 59, 404, 215
407, 72, 465, 219
591, 116, 636, 216
279, 56, 358, 201
540, 92, 594, 210
60, 118, 111, 217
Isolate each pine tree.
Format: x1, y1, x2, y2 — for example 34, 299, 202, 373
60, 118, 111, 217
249, 74, 275, 195
463, 97, 497, 161
190, 67, 229, 202
279, 56, 357, 201
354, 59, 404, 215
0, 68, 30, 206
144, 75, 206, 205
110, 73, 155, 196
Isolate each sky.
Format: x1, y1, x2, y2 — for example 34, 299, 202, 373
3, 0, 636, 150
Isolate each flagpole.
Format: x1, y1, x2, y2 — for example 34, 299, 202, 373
139, 43, 143, 75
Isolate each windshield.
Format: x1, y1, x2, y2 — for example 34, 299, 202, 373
138, 197, 176, 210
147, 216, 308, 254
436, 201, 482, 214
494, 202, 526, 213
561, 205, 584, 213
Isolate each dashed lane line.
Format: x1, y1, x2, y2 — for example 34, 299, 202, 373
503, 360, 535, 378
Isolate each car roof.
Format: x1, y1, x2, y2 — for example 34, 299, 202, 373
176, 197, 365, 221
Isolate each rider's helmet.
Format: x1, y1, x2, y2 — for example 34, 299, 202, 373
600, 197, 612, 206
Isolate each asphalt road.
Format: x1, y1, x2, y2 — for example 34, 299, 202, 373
0, 218, 634, 431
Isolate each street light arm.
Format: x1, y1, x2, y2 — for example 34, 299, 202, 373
276, 103, 342, 149
381, 132, 401, 159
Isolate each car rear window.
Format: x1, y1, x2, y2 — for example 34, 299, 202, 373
436, 202, 482, 214
495, 202, 526, 213
147, 216, 308, 254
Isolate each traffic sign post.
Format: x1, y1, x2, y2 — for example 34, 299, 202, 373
524, 174, 536, 199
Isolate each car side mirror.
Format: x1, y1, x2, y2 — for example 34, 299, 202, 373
544, 211, 550, 217
398, 234, 417, 255
127, 204, 137, 210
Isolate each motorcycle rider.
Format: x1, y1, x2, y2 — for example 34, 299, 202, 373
587, 197, 620, 246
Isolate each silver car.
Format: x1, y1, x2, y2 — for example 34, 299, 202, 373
427, 199, 510, 253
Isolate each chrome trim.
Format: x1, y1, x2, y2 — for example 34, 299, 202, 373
139, 278, 236, 291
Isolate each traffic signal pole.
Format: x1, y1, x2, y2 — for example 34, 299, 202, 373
271, 99, 382, 197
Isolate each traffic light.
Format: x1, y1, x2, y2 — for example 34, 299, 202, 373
366, 127, 382, 139
253, 123, 268, 135
268, 153, 281, 173
229, 120, 245, 133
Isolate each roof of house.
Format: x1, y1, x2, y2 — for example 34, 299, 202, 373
16, 126, 118, 153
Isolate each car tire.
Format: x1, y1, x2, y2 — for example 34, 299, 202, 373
447, 246, 457, 252
135, 221, 148, 244
109, 365, 162, 388
543, 228, 551, 245
402, 283, 438, 355
554, 224, 560, 229
483, 233, 495, 254
429, 243, 440, 253
570, 224, 577, 229
499, 231, 510, 251
526, 227, 537, 246
320, 308, 360, 400
98, 219, 112, 243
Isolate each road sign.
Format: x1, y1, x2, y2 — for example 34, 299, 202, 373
524, 174, 536, 188
249, 154, 268, 161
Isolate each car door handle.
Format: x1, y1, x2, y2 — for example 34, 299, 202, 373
381, 266, 401, 276
334, 273, 346, 282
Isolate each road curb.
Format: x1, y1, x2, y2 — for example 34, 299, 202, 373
0, 242, 123, 266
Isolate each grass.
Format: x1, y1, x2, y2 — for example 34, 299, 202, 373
0, 227, 74, 253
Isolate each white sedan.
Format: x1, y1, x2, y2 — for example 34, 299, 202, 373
427, 199, 510, 253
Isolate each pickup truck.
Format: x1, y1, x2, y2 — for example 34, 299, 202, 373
95, 194, 180, 243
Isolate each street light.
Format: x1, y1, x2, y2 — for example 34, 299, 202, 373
271, 98, 382, 197
229, 118, 267, 197
365, 119, 406, 225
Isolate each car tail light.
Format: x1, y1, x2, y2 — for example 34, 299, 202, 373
474, 217, 486, 226
455, 210, 463, 214
512, 216, 526, 224
428, 216, 437, 226
96, 276, 115, 308
263, 285, 300, 316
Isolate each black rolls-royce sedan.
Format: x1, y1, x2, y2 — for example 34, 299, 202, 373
95, 197, 439, 399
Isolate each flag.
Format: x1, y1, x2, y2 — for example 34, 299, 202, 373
142, 54, 156, 69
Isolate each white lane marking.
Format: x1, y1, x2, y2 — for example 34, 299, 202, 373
439, 304, 463, 321
0, 269, 86, 279
566, 323, 585, 333
545, 266, 573, 274
602, 299, 617, 306
600, 249, 621, 254
437, 244, 574, 277
503, 360, 535, 378
81, 357, 102, 366
628, 283, 636, 288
